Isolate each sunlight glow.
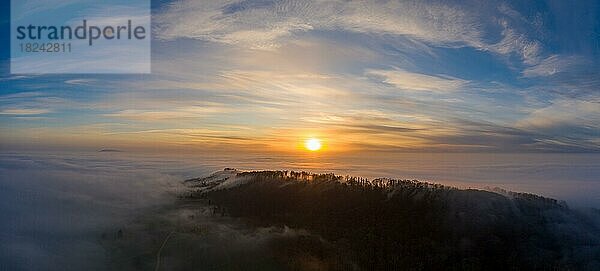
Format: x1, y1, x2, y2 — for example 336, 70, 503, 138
305, 138, 322, 151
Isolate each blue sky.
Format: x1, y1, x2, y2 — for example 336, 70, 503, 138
0, 0, 599, 153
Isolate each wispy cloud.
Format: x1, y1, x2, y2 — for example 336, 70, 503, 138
366, 68, 468, 92
517, 99, 600, 130
155, 0, 484, 49
522, 55, 588, 78
64, 79, 98, 86
0, 91, 74, 117
0, 109, 51, 115
104, 106, 232, 121
488, 4, 544, 65
155, 0, 550, 68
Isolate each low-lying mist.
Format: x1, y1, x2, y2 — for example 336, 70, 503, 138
1, 151, 599, 270
0, 152, 198, 270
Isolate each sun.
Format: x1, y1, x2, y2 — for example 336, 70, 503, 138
305, 138, 322, 151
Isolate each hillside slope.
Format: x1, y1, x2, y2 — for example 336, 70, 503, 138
186, 170, 600, 271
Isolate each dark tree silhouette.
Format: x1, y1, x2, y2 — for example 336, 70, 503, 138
196, 170, 600, 271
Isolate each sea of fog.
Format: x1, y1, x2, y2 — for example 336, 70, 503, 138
0, 150, 599, 270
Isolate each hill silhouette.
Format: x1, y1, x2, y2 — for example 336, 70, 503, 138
184, 169, 600, 271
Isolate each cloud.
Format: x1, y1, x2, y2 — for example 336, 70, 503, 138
0, 91, 75, 117
64, 79, 98, 86
154, 0, 548, 70
104, 106, 232, 121
488, 4, 544, 65
0, 75, 33, 81
366, 68, 468, 92
522, 55, 588, 77
517, 99, 600, 130
155, 0, 484, 49
492, 21, 542, 65
0, 91, 45, 100
215, 69, 352, 103
0, 108, 51, 115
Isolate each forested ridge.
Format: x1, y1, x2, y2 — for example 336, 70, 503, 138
190, 170, 600, 271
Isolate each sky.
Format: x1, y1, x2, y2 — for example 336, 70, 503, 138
1, 0, 599, 154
